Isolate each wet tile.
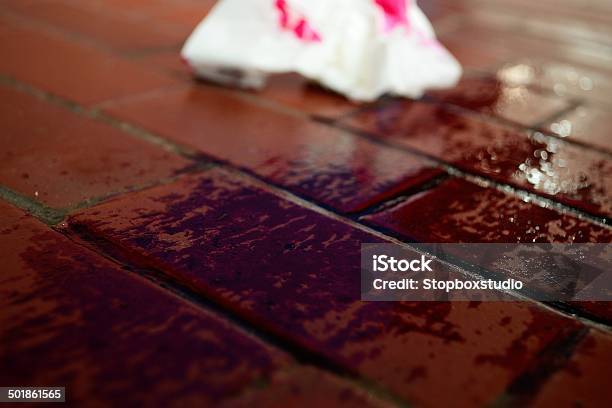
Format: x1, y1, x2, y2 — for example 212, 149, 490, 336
68, 168, 583, 407
0, 14, 179, 105
0, 84, 191, 208
362, 178, 612, 244
222, 367, 389, 408
545, 106, 612, 153
104, 85, 441, 213
0, 200, 290, 406
362, 178, 612, 323
530, 330, 612, 407
259, 74, 362, 119
426, 76, 570, 127
340, 101, 612, 219
0, 0, 187, 52
498, 60, 612, 108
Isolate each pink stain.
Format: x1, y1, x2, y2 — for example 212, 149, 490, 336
275, 0, 290, 29
273, 1, 440, 49
293, 19, 322, 42
274, 0, 321, 42
375, 0, 410, 32
374, 0, 444, 50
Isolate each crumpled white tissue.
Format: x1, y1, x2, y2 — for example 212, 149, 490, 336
181, 0, 462, 102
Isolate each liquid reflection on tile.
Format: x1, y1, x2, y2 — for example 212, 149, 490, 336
427, 76, 569, 127
362, 177, 612, 244
68, 168, 584, 408
545, 106, 612, 153
510, 131, 611, 219
105, 86, 441, 213
0, 202, 290, 406
498, 61, 612, 107
340, 101, 612, 218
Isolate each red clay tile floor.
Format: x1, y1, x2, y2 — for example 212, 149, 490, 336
1, 0, 611, 406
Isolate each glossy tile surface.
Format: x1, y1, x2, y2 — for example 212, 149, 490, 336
427, 76, 570, 126
68, 168, 584, 407
0, 0, 611, 405
545, 106, 612, 153
363, 178, 612, 244
340, 101, 612, 219
105, 86, 442, 213
0, 201, 290, 406
498, 60, 612, 108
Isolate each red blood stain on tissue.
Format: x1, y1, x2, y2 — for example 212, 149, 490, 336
275, 0, 322, 42
374, 0, 442, 49
375, 0, 410, 31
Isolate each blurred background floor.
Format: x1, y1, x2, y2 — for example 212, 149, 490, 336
0, 0, 611, 406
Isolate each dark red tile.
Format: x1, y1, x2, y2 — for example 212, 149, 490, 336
545, 106, 612, 153
362, 178, 612, 244
68, 168, 583, 407
340, 101, 612, 219
222, 367, 388, 408
0, 84, 191, 208
426, 76, 570, 127
530, 330, 612, 407
0, 200, 291, 406
1, 0, 187, 52
0, 14, 179, 105
104, 85, 441, 213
